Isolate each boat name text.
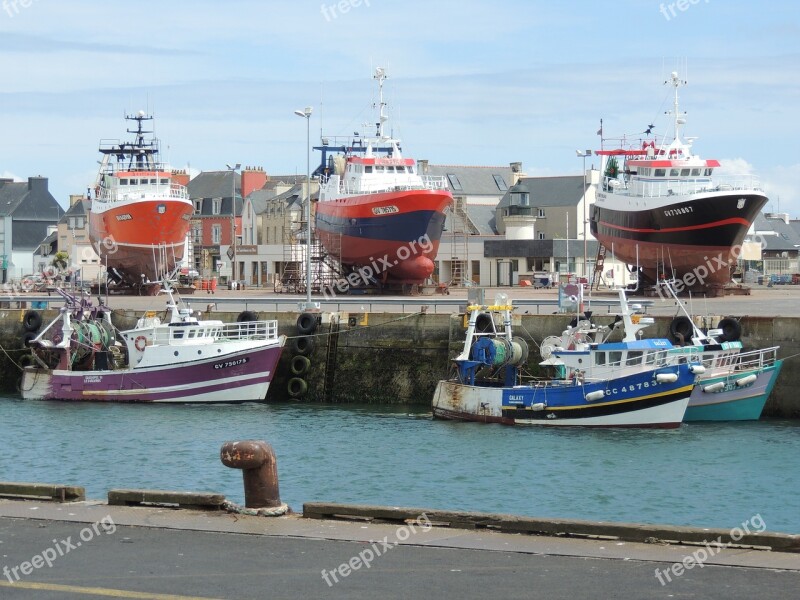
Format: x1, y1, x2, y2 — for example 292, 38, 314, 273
214, 357, 249, 370
663, 206, 693, 217
372, 205, 399, 215
116, 214, 133, 221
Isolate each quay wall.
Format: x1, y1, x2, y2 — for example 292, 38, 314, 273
1, 308, 798, 418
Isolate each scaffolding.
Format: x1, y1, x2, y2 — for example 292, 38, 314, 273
448, 197, 473, 287
275, 214, 341, 294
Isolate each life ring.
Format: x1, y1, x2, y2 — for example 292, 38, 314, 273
287, 377, 308, 398
296, 312, 318, 335
290, 355, 311, 376
134, 336, 147, 351
23, 310, 42, 332
717, 317, 742, 342
290, 335, 315, 356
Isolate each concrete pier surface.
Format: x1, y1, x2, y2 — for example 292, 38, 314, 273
0, 499, 797, 599
12, 283, 800, 316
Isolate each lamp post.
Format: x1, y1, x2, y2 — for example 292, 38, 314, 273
294, 106, 313, 309
226, 163, 240, 286
576, 150, 592, 282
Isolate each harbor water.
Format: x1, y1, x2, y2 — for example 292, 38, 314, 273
1, 397, 798, 534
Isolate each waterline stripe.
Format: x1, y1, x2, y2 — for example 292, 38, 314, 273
0, 580, 223, 599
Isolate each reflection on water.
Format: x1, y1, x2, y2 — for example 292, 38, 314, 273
1, 398, 798, 533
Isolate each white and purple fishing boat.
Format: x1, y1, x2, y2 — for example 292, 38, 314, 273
432, 293, 697, 428
21, 283, 285, 403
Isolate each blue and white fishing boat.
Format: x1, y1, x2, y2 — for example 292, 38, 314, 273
432, 293, 697, 428
659, 281, 782, 421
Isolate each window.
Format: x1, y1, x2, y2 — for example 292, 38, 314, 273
595, 352, 606, 366
447, 174, 463, 191
704, 168, 714, 176
670, 169, 680, 177
192, 226, 202, 244
626, 351, 643, 366
160, 178, 169, 185
538, 232, 545, 240
212, 224, 221, 244
537, 208, 545, 218
364, 166, 373, 173
194, 200, 201, 213
690, 168, 701, 176
375, 166, 385, 172
408, 166, 415, 174
386, 166, 395, 172
680, 169, 690, 177
654, 169, 666, 177
609, 351, 622, 366
493, 174, 508, 191
396, 166, 406, 173
120, 179, 128, 185
212, 198, 221, 215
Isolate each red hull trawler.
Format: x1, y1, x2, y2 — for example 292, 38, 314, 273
590, 72, 768, 288
314, 68, 452, 287
89, 112, 193, 289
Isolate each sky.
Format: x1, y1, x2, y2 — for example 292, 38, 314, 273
1, 0, 799, 216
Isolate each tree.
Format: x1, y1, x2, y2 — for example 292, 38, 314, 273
51, 251, 69, 271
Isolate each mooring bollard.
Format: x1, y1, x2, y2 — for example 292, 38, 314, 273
220, 440, 281, 509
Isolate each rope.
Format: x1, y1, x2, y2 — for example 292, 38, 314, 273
285, 311, 423, 340
221, 500, 290, 517
0, 342, 26, 371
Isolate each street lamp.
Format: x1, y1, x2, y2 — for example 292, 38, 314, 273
226, 163, 240, 286
294, 106, 313, 309
576, 150, 592, 282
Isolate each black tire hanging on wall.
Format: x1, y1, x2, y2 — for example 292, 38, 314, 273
19, 353, 34, 368
287, 377, 308, 398
22, 331, 37, 348
669, 316, 693, 342
296, 312, 318, 335
237, 310, 258, 322
290, 355, 311, 376
290, 335, 315, 356
23, 310, 42, 332
717, 317, 742, 342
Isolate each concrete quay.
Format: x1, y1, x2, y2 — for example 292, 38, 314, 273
0, 498, 798, 599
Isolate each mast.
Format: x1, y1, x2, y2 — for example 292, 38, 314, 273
373, 67, 389, 140
666, 71, 687, 144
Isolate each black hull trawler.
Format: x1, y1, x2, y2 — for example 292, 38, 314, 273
590, 72, 768, 287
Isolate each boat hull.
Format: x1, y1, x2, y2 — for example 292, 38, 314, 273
20, 343, 282, 403
591, 191, 767, 285
432, 368, 694, 428
315, 189, 451, 283
685, 361, 782, 421
89, 198, 193, 283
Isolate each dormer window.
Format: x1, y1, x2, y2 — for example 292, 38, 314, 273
447, 174, 463, 191
493, 174, 508, 191
212, 198, 221, 215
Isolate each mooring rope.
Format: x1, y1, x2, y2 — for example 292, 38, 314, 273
221, 500, 290, 517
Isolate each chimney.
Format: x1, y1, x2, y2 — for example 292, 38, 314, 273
69, 194, 84, 206
28, 176, 48, 193
509, 162, 525, 185
417, 159, 429, 174
171, 169, 190, 187
241, 166, 267, 198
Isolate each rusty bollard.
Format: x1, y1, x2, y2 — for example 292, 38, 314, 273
220, 440, 281, 509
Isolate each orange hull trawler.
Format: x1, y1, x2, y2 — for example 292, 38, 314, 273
590, 72, 768, 288
314, 68, 452, 290
89, 112, 193, 289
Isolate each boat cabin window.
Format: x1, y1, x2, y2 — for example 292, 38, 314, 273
690, 168, 701, 176
396, 166, 406, 173
375, 166, 385, 172
386, 166, 395, 172
129, 178, 138, 185
120, 178, 129, 185
626, 351, 643, 366
670, 169, 680, 177
645, 351, 656, 365
654, 169, 666, 177
639, 168, 649, 176
160, 178, 169, 185
704, 168, 714, 176
609, 351, 623, 366
364, 166, 373, 173
680, 169, 690, 176
594, 352, 606, 366
408, 166, 415, 174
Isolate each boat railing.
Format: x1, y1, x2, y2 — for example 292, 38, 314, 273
97, 183, 189, 203
331, 176, 449, 196
604, 174, 763, 198
151, 320, 279, 345
733, 346, 780, 371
